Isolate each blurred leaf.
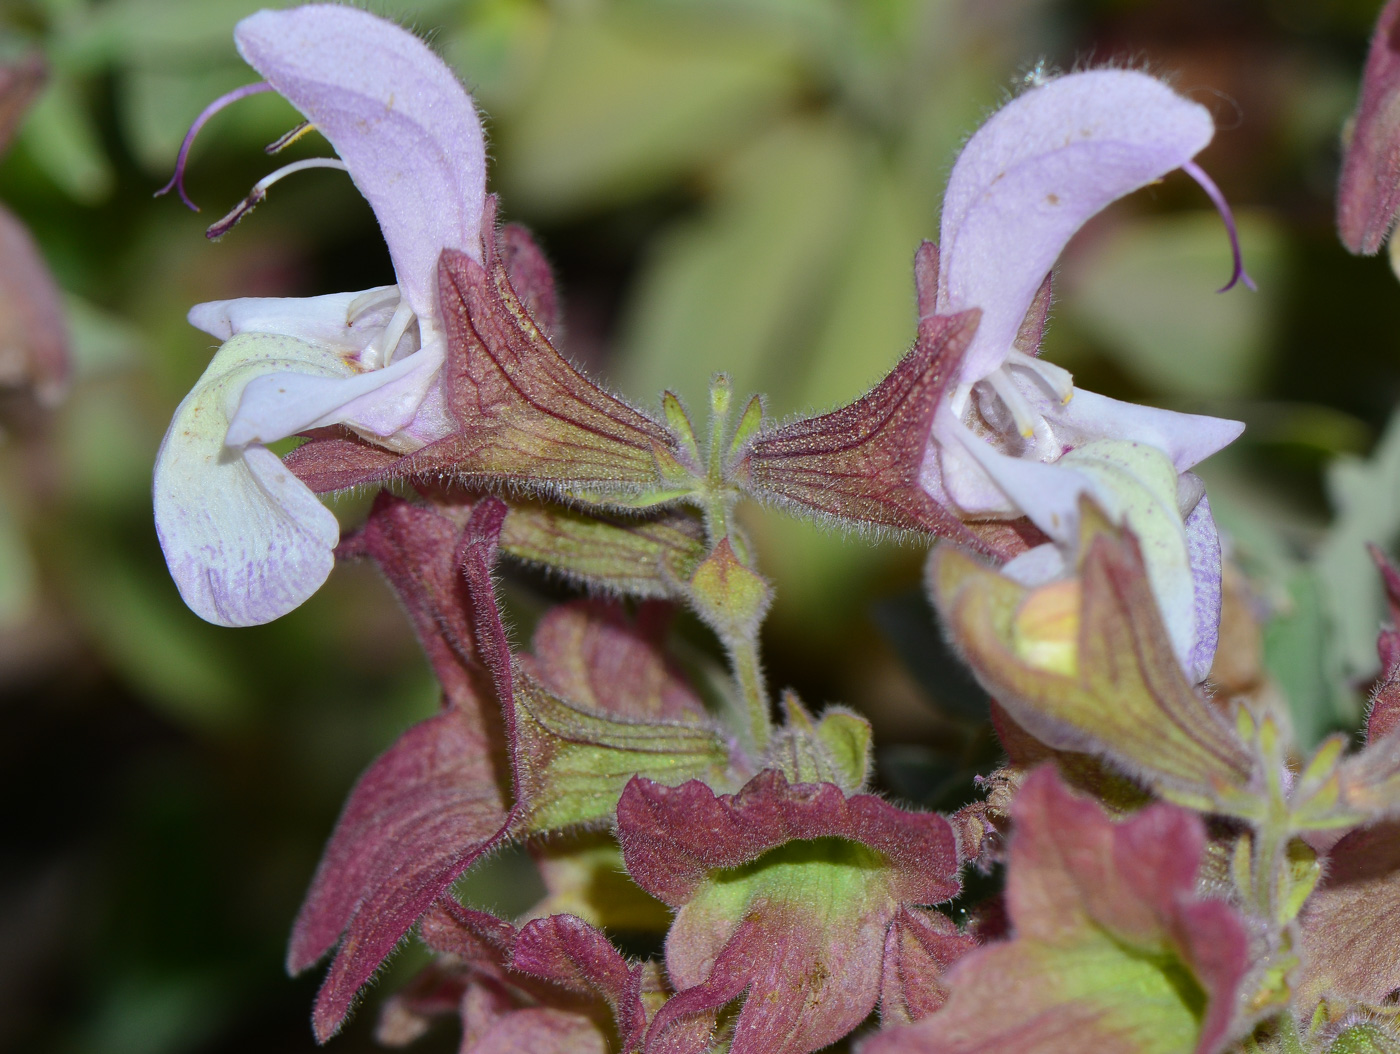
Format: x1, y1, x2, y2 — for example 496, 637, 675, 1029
67, 552, 252, 734
440, 0, 554, 112
791, 161, 926, 411
499, 7, 799, 214
17, 72, 112, 201
0, 470, 38, 625
742, 504, 896, 633
76, 970, 227, 1054
1067, 209, 1287, 399
63, 295, 142, 376
618, 116, 862, 413
58, 382, 156, 512
1317, 410, 1400, 698
52, 0, 257, 68
1264, 567, 1335, 747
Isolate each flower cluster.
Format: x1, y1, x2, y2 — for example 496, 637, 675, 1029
146, 4, 1400, 1054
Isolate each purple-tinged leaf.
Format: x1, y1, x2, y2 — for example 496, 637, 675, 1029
879, 907, 978, 1025
513, 913, 649, 1051
422, 245, 681, 497
1296, 820, 1400, 1012
376, 961, 470, 1048
863, 767, 1252, 1054
929, 506, 1258, 816
521, 600, 706, 722
293, 706, 511, 1041
290, 499, 515, 1042
738, 309, 993, 545
0, 54, 66, 407
1338, 0, 1400, 254
403, 901, 649, 1054
0, 202, 69, 406
499, 223, 560, 340
1370, 544, 1400, 674
0, 52, 44, 155
1366, 545, 1400, 744
617, 770, 960, 1054
337, 493, 487, 709
418, 898, 517, 965
284, 426, 404, 493
1371, 679, 1400, 746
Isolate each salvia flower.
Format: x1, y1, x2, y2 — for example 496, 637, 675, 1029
153, 4, 486, 626
922, 68, 1251, 680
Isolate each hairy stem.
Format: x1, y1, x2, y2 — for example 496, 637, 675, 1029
730, 632, 770, 752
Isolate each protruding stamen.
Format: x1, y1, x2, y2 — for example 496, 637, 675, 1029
155, 82, 274, 211
205, 158, 349, 240
986, 369, 1041, 439
1007, 349, 1075, 405
265, 121, 317, 155
1181, 159, 1257, 294
346, 286, 401, 326
365, 299, 418, 368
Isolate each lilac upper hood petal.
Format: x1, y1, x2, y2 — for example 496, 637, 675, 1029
937, 69, 1214, 386
234, 5, 486, 318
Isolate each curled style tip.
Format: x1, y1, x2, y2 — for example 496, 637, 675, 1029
1181, 159, 1257, 293
154, 82, 274, 211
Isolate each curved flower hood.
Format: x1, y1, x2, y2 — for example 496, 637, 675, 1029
937, 68, 1216, 389
154, 4, 486, 626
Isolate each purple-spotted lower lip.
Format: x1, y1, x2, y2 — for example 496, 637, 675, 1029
1181, 159, 1257, 293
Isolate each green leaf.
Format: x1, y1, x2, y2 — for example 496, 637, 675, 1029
511, 673, 732, 835
865, 769, 1252, 1054
499, 500, 708, 599
764, 694, 872, 792
1263, 568, 1335, 748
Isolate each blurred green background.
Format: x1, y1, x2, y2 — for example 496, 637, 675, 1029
1, 0, 1396, 1050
